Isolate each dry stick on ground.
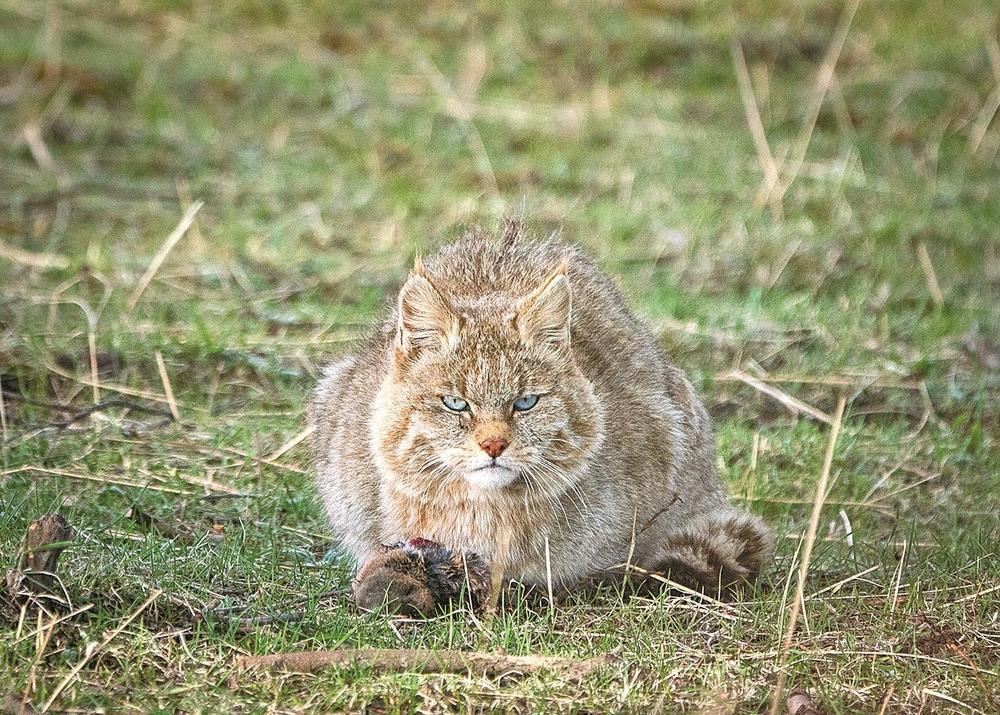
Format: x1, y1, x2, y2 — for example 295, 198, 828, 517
768, 396, 847, 715
127, 201, 203, 311
236, 648, 609, 679
41, 589, 161, 713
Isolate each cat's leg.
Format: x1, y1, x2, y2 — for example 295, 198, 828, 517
648, 508, 774, 593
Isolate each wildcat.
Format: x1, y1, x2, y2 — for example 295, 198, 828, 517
310, 219, 772, 604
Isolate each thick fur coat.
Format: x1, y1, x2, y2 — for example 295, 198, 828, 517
311, 222, 772, 594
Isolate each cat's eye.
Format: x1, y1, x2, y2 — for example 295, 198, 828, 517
442, 395, 469, 412
513, 394, 539, 412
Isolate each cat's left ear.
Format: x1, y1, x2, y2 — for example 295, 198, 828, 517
516, 260, 571, 351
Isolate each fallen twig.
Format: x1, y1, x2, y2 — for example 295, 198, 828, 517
235, 647, 609, 678
4, 395, 174, 430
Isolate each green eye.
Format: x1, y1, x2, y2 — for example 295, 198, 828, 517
513, 394, 539, 411
442, 395, 469, 412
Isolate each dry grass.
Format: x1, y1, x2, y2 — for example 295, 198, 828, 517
1, 0, 998, 712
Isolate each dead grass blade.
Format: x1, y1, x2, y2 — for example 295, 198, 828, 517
41, 589, 161, 712
265, 424, 315, 461
0, 381, 7, 441
127, 201, 203, 311
730, 40, 783, 220
0, 239, 70, 270
768, 396, 847, 715
915, 242, 945, 308
723, 370, 833, 424
154, 351, 180, 421
761, 0, 861, 207
415, 54, 499, 200
2, 466, 194, 496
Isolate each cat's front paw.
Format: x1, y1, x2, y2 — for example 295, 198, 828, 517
352, 539, 491, 617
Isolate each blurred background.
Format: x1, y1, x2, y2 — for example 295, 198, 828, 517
1, 1, 998, 712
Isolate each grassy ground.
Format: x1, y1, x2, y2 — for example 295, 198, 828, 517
1, 0, 998, 712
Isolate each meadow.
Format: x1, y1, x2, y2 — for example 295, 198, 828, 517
1, 1, 998, 712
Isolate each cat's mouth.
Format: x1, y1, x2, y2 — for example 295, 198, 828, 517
465, 462, 520, 490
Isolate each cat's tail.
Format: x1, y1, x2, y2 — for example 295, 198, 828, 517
653, 508, 774, 594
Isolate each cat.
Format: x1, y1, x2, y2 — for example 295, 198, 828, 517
310, 219, 772, 606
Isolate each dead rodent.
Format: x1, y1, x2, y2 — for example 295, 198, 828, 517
352, 538, 491, 617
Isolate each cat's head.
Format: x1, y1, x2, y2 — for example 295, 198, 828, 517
372, 257, 603, 498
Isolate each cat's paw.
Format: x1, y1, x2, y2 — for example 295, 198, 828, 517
654, 509, 774, 594
352, 539, 491, 617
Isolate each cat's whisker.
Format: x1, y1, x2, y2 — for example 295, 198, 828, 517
535, 458, 595, 522
521, 463, 573, 526
526, 459, 590, 525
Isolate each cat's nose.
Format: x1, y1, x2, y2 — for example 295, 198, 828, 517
479, 437, 509, 459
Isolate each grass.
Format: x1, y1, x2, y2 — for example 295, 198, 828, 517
1, 0, 998, 711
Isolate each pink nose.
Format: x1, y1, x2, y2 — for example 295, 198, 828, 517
480, 438, 509, 459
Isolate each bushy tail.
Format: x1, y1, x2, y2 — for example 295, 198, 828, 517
655, 509, 774, 593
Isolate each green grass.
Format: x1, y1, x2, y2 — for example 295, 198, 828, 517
1, 0, 998, 712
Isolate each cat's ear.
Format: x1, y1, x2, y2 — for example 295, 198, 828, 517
395, 257, 459, 356
517, 261, 572, 351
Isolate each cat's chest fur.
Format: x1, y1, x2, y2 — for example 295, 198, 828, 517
380, 482, 547, 575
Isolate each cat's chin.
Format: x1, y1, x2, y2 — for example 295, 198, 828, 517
464, 464, 519, 491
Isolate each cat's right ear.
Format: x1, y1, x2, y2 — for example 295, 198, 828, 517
395, 257, 459, 357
